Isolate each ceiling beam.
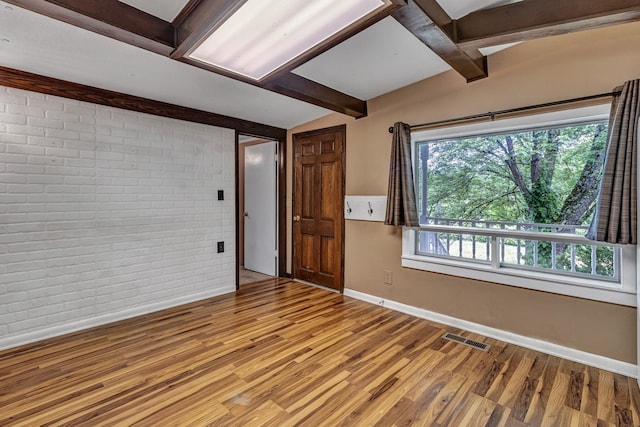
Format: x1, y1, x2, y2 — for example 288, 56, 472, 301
5, 0, 368, 119
455, 0, 640, 50
264, 74, 367, 119
392, 0, 487, 83
3, 0, 175, 56
0, 66, 287, 140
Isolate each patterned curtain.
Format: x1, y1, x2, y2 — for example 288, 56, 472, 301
587, 80, 639, 244
385, 122, 419, 227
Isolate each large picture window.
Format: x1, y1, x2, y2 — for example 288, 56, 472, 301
402, 105, 636, 306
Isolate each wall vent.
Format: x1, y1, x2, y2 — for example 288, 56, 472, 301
442, 332, 490, 352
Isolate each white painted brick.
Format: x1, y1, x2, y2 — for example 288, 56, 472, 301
6, 124, 45, 137
46, 165, 80, 175
7, 184, 44, 193
46, 147, 79, 158
64, 104, 95, 117
27, 155, 46, 165
0, 174, 27, 184
0, 85, 234, 343
28, 175, 64, 184
0, 113, 27, 125
27, 194, 60, 203
27, 136, 64, 148
6, 104, 45, 117
64, 176, 96, 185
46, 110, 79, 121
7, 144, 46, 156
45, 128, 79, 140
66, 157, 95, 167
0, 133, 28, 145
27, 117, 64, 129
45, 185, 82, 194
64, 121, 95, 134
0, 92, 27, 106
0, 153, 27, 164
8, 88, 44, 99
29, 97, 63, 111
0, 194, 27, 203
64, 140, 96, 151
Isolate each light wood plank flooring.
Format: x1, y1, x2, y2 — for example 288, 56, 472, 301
0, 279, 638, 426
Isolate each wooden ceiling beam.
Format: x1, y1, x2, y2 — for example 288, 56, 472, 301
264, 74, 368, 119
0, 66, 287, 139
455, 0, 640, 50
392, 0, 487, 83
3, 0, 175, 56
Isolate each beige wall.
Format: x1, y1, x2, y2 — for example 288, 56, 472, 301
287, 22, 640, 363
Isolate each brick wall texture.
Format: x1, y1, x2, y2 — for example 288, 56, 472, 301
0, 86, 235, 348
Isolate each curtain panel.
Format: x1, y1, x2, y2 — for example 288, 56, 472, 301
385, 122, 419, 227
587, 80, 639, 245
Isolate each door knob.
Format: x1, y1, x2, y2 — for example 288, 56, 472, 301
244, 212, 249, 217
293, 215, 301, 222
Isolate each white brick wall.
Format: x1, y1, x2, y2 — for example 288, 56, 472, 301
0, 86, 236, 350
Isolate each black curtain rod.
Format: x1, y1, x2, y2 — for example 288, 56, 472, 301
388, 90, 621, 133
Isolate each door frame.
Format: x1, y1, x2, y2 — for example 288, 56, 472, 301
291, 124, 346, 292
235, 131, 288, 290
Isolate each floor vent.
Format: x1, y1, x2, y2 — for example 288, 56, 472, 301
442, 332, 490, 352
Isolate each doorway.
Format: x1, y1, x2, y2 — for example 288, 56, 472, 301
238, 136, 279, 285
292, 125, 346, 292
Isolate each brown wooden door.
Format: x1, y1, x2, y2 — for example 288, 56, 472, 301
293, 125, 345, 291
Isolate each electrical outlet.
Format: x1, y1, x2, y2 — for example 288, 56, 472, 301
383, 270, 393, 285
217, 190, 224, 201
217, 241, 224, 253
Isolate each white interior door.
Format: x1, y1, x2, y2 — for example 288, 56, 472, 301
244, 141, 277, 276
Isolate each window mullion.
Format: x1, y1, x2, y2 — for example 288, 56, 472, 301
491, 236, 500, 270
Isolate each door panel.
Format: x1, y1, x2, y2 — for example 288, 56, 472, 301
293, 126, 345, 291
244, 141, 277, 276
321, 162, 336, 219
302, 164, 315, 218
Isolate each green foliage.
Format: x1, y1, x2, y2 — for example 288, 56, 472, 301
418, 122, 607, 227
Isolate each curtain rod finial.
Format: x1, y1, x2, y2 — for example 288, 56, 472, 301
388, 126, 394, 133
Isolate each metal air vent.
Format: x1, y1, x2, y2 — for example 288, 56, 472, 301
442, 332, 490, 352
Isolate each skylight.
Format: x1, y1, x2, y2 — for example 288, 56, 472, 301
187, 0, 389, 81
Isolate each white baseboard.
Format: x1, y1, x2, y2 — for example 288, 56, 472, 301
344, 288, 636, 378
0, 285, 236, 352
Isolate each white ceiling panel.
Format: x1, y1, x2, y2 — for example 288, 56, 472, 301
0, 2, 329, 129
118, 0, 190, 22
293, 17, 450, 100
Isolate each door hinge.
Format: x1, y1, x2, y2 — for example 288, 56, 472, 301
275, 154, 278, 163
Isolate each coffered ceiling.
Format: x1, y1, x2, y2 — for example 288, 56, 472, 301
0, 0, 638, 131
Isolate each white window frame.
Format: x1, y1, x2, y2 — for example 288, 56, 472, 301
402, 104, 637, 307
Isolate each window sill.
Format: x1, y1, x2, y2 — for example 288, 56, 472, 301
401, 254, 636, 307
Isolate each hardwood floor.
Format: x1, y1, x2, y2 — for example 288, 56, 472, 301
0, 279, 638, 426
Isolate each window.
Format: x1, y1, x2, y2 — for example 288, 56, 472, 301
402, 105, 636, 306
